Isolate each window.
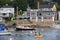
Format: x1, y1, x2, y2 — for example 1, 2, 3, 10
44, 17, 51, 19
47, 13, 50, 15
32, 16, 36, 19
40, 13, 42, 16
42, 8, 52, 11
44, 17, 47, 19
32, 17, 36, 19
2, 13, 6, 15
38, 17, 41, 19
37, 12, 42, 16
31, 12, 35, 15
43, 8, 46, 11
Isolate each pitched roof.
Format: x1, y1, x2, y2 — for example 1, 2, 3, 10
39, 4, 54, 8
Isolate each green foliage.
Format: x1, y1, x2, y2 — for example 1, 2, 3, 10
0, 0, 46, 11
0, 0, 27, 11
56, 5, 60, 11
0, 0, 11, 5
15, 0, 27, 11
18, 10, 24, 15
27, 0, 37, 9
53, 0, 60, 5
0, 0, 45, 11
37, 0, 44, 4
27, 0, 44, 9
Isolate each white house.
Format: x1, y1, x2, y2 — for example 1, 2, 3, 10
0, 8, 14, 17
0, 5, 14, 22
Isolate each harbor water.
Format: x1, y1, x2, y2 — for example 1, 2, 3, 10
0, 28, 60, 40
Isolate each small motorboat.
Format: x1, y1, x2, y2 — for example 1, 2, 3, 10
35, 35, 43, 38
16, 26, 35, 31
34, 32, 43, 38
0, 24, 12, 35
0, 28, 12, 35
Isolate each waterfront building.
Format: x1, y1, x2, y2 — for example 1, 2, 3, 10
27, 3, 57, 23
0, 4, 14, 22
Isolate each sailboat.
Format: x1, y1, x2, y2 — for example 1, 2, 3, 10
16, 7, 35, 31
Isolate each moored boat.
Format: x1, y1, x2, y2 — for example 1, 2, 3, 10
0, 24, 12, 35
51, 23, 60, 29
16, 26, 35, 31
16, 7, 35, 31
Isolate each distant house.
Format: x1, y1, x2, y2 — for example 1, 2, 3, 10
27, 4, 57, 23
39, 4, 56, 11
38, 4, 57, 22
0, 4, 14, 22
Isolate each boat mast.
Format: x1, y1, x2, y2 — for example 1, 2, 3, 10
16, 7, 18, 26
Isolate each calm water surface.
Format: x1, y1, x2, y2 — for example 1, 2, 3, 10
0, 28, 60, 40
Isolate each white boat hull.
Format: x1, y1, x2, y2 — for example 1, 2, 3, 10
0, 32, 12, 35
16, 26, 35, 31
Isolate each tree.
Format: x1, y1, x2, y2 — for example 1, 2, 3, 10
18, 10, 24, 15
27, 0, 43, 9
0, 0, 27, 11
52, 0, 60, 5
0, 0, 14, 7
37, 0, 43, 4
0, 0, 11, 5
57, 5, 60, 11
15, 0, 27, 11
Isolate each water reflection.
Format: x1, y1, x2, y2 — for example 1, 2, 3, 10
0, 28, 60, 40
